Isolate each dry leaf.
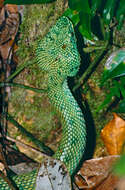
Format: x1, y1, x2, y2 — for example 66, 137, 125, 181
101, 113, 125, 155
36, 157, 72, 190
0, 3, 19, 83
0, 0, 4, 9
0, 5, 19, 45
116, 177, 125, 190
0, 41, 13, 60
5, 4, 18, 13
74, 156, 119, 190
0, 5, 5, 24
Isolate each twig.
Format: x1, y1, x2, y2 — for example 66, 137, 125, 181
0, 82, 48, 93
6, 136, 46, 156
0, 143, 9, 171
73, 41, 111, 91
6, 62, 31, 82
4, 113, 54, 156
73, 182, 80, 190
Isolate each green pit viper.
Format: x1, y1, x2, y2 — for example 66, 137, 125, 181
0, 16, 86, 189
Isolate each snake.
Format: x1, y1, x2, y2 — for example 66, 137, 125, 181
0, 16, 86, 189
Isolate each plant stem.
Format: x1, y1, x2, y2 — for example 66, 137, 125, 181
7, 136, 46, 156
73, 41, 111, 91
0, 82, 48, 93
6, 62, 31, 82
4, 113, 54, 156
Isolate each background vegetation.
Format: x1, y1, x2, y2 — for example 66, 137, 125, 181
5, 0, 125, 175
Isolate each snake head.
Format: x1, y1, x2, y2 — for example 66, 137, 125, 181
36, 16, 80, 78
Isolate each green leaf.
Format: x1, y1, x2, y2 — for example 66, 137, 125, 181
68, 0, 82, 11
114, 99, 125, 113
91, 0, 102, 15
4, 0, 55, 4
105, 49, 125, 71
109, 62, 125, 78
116, 0, 125, 21
63, 8, 80, 26
79, 12, 92, 40
116, 0, 125, 30
120, 85, 125, 98
101, 49, 125, 83
77, 1, 92, 39
113, 155, 125, 177
97, 81, 121, 112
103, 0, 117, 25
96, 93, 112, 112
68, 0, 91, 13
117, 14, 125, 30
80, 0, 91, 14
112, 80, 120, 98
120, 77, 125, 98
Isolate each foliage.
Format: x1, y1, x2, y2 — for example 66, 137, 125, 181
2, 0, 124, 162
4, 0, 124, 142
113, 154, 125, 177
4, 0, 125, 40
115, 99, 125, 113
4, 0, 56, 4
98, 49, 125, 178
97, 49, 125, 112
63, 0, 125, 40
101, 49, 125, 81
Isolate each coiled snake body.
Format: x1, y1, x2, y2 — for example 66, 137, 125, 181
0, 17, 86, 189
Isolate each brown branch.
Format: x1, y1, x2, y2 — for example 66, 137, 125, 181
0, 143, 9, 171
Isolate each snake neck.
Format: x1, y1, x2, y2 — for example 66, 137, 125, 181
48, 77, 86, 175
36, 16, 87, 176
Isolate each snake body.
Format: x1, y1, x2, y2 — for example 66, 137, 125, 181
0, 16, 86, 189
